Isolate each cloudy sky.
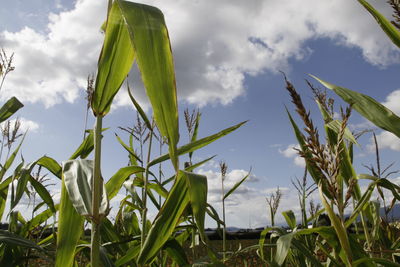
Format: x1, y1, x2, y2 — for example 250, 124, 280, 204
1, 0, 400, 228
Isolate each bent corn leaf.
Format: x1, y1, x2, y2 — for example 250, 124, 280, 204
312, 75, 400, 139
0, 97, 23, 123
62, 159, 109, 217
137, 170, 207, 264
118, 0, 179, 170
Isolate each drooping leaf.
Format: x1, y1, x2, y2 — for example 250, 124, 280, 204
127, 85, 152, 131
115, 134, 142, 164
28, 175, 56, 214
0, 229, 47, 254
312, 75, 400, 139
185, 171, 208, 241
137, 170, 207, 264
163, 239, 189, 266
0, 97, 23, 123
105, 165, 145, 199
62, 159, 109, 217
274, 232, 295, 265
56, 132, 98, 266
282, 210, 297, 230
118, 0, 179, 170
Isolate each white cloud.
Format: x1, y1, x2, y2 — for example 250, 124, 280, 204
1, 0, 399, 109
367, 131, 400, 152
196, 167, 319, 227
382, 89, 400, 116
279, 144, 305, 168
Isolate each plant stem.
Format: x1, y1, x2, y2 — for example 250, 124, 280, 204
221, 180, 226, 262
91, 116, 103, 267
141, 128, 154, 249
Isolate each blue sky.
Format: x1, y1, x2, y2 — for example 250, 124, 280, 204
1, 0, 400, 228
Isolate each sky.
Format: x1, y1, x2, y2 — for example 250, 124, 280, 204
1, 0, 400, 228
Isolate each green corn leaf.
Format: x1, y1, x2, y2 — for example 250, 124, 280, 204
282, 210, 297, 230
163, 239, 189, 266
137, 170, 207, 264
10, 162, 25, 211
185, 171, 208, 241
162, 155, 216, 186
312, 75, 400, 139
353, 257, 400, 267
37, 156, 62, 179
69, 129, 107, 160
118, 0, 179, 170
28, 175, 56, 214
91, 1, 135, 117
115, 134, 142, 164
0, 177, 12, 220
345, 182, 375, 227
290, 239, 324, 267
223, 170, 250, 200
106, 165, 145, 199
358, 0, 400, 49
114, 242, 141, 266
0, 97, 23, 123
62, 159, 109, 217
318, 183, 352, 266
56, 134, 98, 266
0, 229, 48, 254
127, 85, 152, 131
274, 232, 295, 265
21, 204, 59, 236
149, 121, 247, 168
326, 120, 358, 145
0, 131, 26, 181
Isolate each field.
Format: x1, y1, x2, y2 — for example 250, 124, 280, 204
1, 0, 400, 266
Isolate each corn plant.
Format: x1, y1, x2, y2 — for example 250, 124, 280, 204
41, 1, 247, 266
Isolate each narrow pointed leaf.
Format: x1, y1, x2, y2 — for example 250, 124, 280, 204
312, 75, 400, 139
115, 134, 142, 164
0, 229, 47, 254
223, 171, 250, 200
0, 97, 23, 123
149, 121, 247, 168
358, 0, 400, 48
28, 175, 56, 213
127, 86, 152, 130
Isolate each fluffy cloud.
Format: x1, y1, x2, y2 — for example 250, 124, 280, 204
1, 0, 399, 109
382, 89, 400, 116
196, 167, 317, 227
279, 144, 305, 168
8, 117, 39, 133
367, 131, 400, 152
